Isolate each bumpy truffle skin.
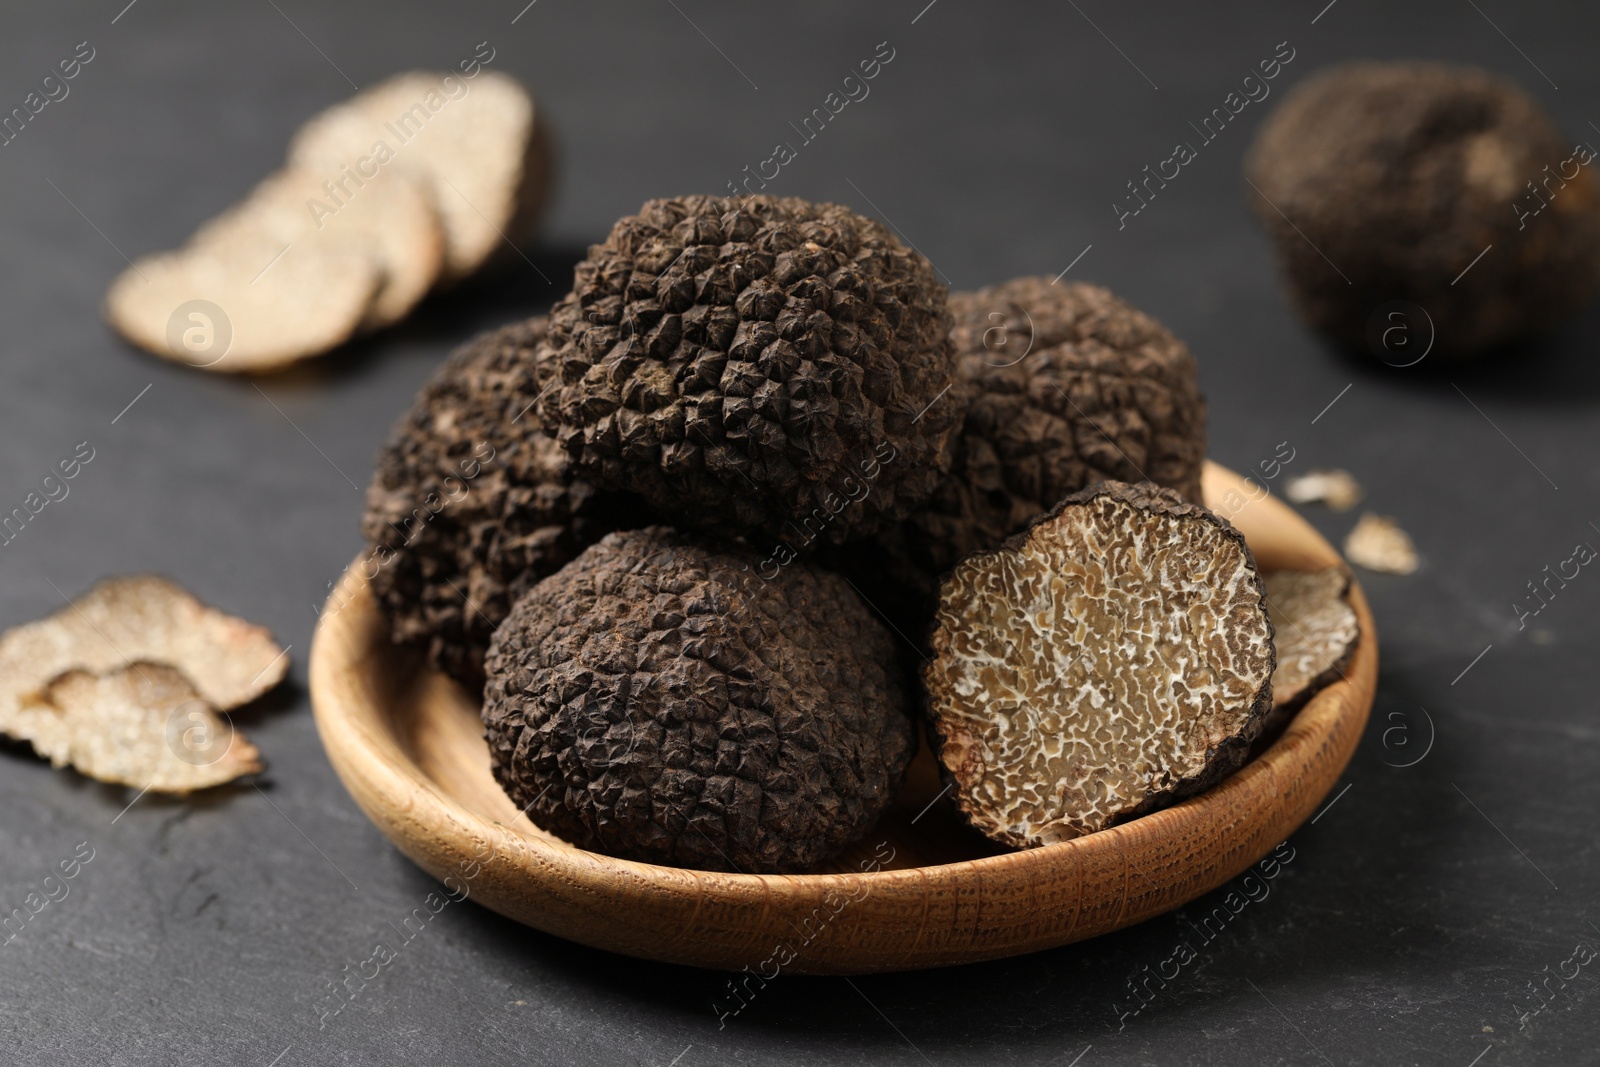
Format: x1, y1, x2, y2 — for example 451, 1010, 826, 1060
1246, 62, 1600, 356
482, 526, 916, 874
832, 278, 1206, 636
534, 195, 960, 549
923, 482, 1275, 849
362, 318, 643, 689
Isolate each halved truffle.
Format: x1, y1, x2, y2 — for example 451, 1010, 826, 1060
832, 277, 1207, 636
533, 195, 961, 549
923, 482, 1274, 848
1245, 61, 1600, 356
482, 526, 915, 874
361, 318, 645, 689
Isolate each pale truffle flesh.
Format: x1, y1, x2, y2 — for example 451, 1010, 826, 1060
0, 576, 285, 792
923, 482, 1275, 848
43, 665, 262, 793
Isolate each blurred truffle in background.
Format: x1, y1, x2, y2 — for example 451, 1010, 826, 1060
1245, 61, 1600, 358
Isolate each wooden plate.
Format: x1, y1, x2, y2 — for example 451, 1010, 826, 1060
309, 462, 1376, 974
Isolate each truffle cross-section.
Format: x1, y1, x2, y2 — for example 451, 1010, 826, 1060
923, 481, 1274, 848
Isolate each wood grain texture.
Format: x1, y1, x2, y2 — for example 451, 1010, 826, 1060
308, 462, 1377, 974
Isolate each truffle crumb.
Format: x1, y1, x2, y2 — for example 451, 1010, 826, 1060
1285, 469, 1363, 511
1344, 513, 1418, 574
534, 195, 961, 548
923, 481, 1274, 848
291, 71, 550, 282
1246, 61, 1600, 355
482, 526, 915, 874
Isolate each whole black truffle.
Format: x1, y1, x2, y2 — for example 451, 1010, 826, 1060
1246, 61, 1600, 356
534, 195, 960, 549
832, 277, 1207, 636
482, 526, 915, 874
362, 318, 645, 689
923, 481, 1274, 848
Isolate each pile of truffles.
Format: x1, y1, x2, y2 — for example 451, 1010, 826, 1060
362, 195, 1357, 874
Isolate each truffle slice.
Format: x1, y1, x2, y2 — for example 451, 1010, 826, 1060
0, 576, 287, 791
362, 317, 645, 689
106, 240, 381, 373
923, 482, 1274, 848
833, 277, 1207, 636
43, 664, 262, 793
192, 167, 444, 329
1265, 567, 1359, 712
534, 195, 961, 548
289, 71, 551, 281
0, 575, 289, 713
1245, 61, 1600, 355
482, 526, 915, 874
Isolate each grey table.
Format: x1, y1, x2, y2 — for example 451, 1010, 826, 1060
2, 1, 1596, 1063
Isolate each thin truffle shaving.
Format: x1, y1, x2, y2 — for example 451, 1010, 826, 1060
0, 576, 285, 793
1265, 566, 1359, 711
43, 665, 262, 793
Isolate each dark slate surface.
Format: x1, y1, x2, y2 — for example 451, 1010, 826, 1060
1, 1, 1596, 1063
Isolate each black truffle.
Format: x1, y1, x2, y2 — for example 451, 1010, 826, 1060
1246, 61, 1600, 356
362, 318, 645, 689
832, 277, 1207, 636
482, 526, 915, 874
923, 482, 1274, 848
534, 195, 961, 549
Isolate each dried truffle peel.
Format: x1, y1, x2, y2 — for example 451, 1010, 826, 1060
1265, 567, 1359, 711
1245, 61, 1600, 355
362, 317, 643, 689
834, 277, 1208, 631
924, 482, 1275, 849
534, 195, 960, 548
482, 526, 916, 874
